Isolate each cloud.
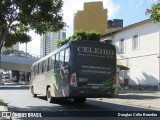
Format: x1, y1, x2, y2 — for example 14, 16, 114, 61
62, 0, 120, 37
63, 0, 120, 24
20, 0, 120, 55
102, 0, 120, 19
135, 0, 144, 8
19, 30, 40, 56
129, 0, 144, 8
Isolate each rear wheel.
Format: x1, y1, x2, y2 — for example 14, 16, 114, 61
31, 87, 37, 97
47, 87, 53, 103
74, 97, 86, 104
109, 89, 118, 98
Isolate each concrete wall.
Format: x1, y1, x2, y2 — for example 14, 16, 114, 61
0, 55, 38, 72
112, 21, 160, 88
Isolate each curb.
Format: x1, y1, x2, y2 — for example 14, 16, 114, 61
0, 105, 9, 120
103, 99, 160, 111
0, 85, 30, 90
96, 92, 160, 111
0, 105, 8, 111
119, 90, 160, 94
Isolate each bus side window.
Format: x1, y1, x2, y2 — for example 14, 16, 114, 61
46, 58, 49, 71
33, 66, 36, 75
45, 59, 48, 72
32, 66, 34, 76
60, 50, 65, 67
51, 55, 55, 70
40, 62, 43, 73
65, 48, 70, 66
37, 64, 39, 74
38, 63, 42, 74
42, 60, 46, 73
55, 53, 60, 69
48, 57, 52, 71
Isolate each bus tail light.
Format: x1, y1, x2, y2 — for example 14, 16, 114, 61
70, 73, 77, 87
113, 78, 116, 88
113, 78, 120, 88
113, 79, 116, 85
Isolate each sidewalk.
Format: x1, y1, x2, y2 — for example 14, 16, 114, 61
0, 83, 29, 112
0, 83, 30, 89
0, 89, 160, 111
99, 90, 160, 111
0, 105, 8, 111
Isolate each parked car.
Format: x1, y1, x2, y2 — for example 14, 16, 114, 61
1, 76, 11, 83
0, 80, 4, 85
18, 80, 25, 85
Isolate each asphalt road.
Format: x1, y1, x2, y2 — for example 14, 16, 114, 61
0, 87, 160, 120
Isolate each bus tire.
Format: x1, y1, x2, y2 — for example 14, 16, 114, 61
31, 87, 37, 97
47, 87, 53, 103
109, 90, 118, 98
74, 97, 86, 104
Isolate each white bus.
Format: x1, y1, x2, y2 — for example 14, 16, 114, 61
30, 40, 117, 103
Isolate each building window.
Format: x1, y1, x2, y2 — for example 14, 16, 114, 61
133, 34, 139, 50
119, 38, 125, 53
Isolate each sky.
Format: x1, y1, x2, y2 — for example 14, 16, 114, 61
19, 0, 154, 57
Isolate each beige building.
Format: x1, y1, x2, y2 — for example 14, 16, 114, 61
74, 1, 107, 34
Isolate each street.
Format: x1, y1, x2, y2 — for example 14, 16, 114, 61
0, 86, 160, 120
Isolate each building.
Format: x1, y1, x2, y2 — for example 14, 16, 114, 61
107, 19, 123, 33
74, 1, 107, 34
2, 43, 19, 52
102, 19, 160, 90
40, 30, 66, 57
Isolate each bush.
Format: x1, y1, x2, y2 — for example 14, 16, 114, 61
57, 31, 101, 47
0, 99, 4, 105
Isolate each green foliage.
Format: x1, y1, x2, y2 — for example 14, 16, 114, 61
57, 39, 69, 48
0, 0, 65, 52
0, 99, 4, 105
4, 33, 31, 48
146, 0, 160, 22
57, 31, 101, 47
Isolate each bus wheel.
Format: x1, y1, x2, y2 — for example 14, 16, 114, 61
47, 87, 53, 103
31, 87, 37, 97
74, 97, 86, 104
109, 90, 118, 98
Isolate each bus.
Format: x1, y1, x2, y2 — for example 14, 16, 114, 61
30, 40, 118, 103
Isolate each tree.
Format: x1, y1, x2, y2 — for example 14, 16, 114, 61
57, 31, 101, 48
146, 0, 160, 22
0, 0, 65, 52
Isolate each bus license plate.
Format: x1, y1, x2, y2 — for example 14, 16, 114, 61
92, 86, 100, 89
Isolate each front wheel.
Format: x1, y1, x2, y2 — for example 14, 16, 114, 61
47, 87, 53, 103
74, 97, 86, 104
31, 87, 37, 97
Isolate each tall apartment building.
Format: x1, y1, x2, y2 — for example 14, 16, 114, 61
40, 30, 66, 57
74, 1, 107, 34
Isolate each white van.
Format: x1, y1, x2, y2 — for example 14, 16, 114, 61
1, 76, 10, 83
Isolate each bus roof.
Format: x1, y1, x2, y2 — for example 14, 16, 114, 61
31, 42, 70, 68
31, 40, 114, 68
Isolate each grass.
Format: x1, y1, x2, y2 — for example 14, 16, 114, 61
0, 99, 4, 105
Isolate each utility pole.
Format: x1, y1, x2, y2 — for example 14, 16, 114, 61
26, 42, 27, 53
